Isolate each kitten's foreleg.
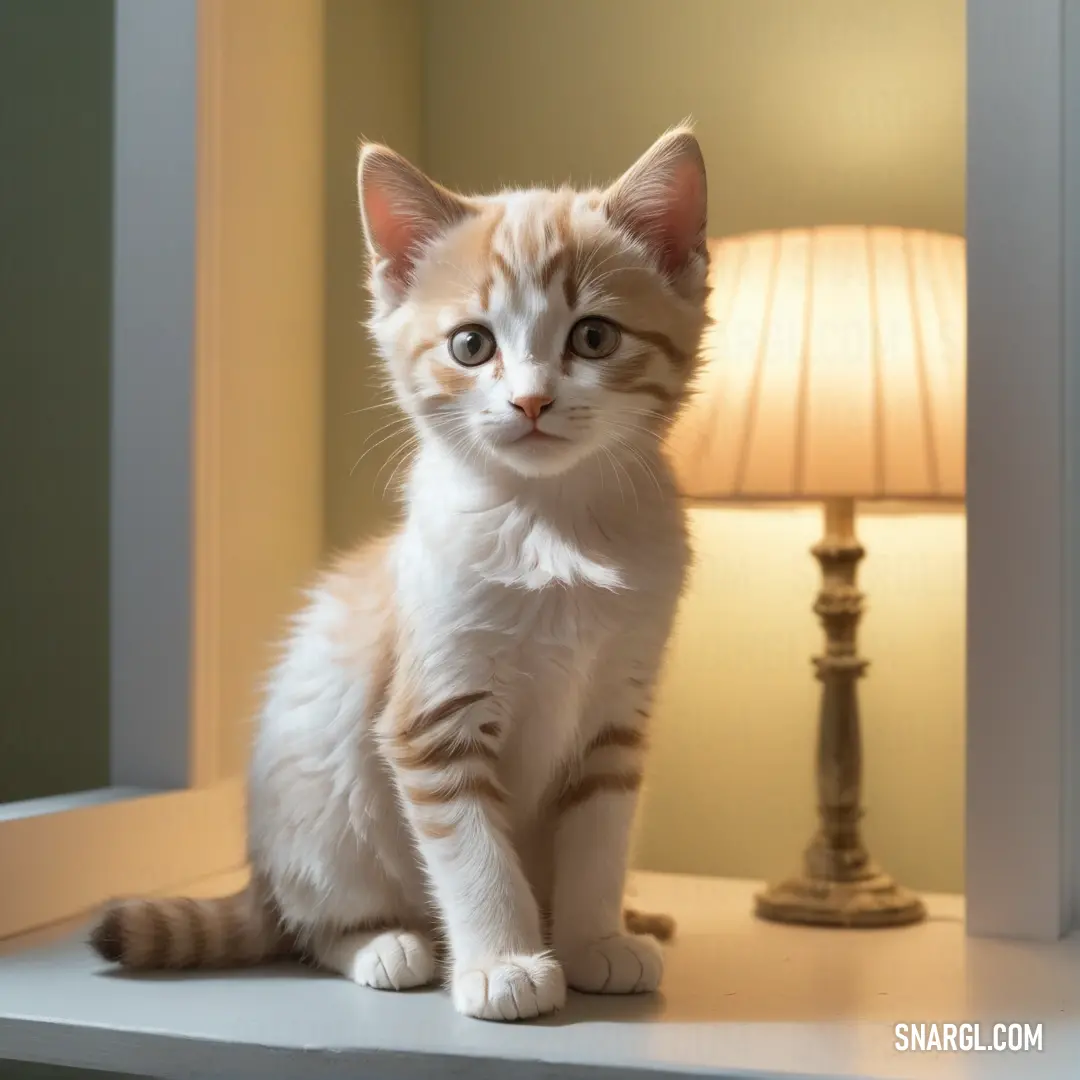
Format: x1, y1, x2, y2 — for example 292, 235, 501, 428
381, 688, 565, 1021
551, 677, 664, 995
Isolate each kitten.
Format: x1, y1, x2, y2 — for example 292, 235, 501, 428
89, 127, 710, 1022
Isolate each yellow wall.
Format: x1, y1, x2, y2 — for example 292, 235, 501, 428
423, 0, 964, 238
638, 506, 965, 894
218, 0, 425, 773
421, 0, 967, 892
210, 0, 326, 777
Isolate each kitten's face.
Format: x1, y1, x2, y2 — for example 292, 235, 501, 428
359, 131, 710, 480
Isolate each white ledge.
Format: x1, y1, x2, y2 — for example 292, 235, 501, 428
0, 787, 157, 824
0, 873, 1078, 1080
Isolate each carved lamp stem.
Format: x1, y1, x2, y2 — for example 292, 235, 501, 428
754, 498, 926, 928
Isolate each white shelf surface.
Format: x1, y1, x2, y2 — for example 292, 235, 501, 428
0, 871, 1077, 1080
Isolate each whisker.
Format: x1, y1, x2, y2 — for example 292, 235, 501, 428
350, 431, 407, 476
345, 400, 400, 417
360, 414, 417, 442
586, 264, 659, 288
597, 445, 622, 502
600, 443, 638, 509
576, 244, 624, 283
606, 415, 670, 438
351, 410, 467, 482
349, 416, 422, 476
373, 435, 420, 488
608, 433, 665, 498
616, 405, 675, 420
381, 445, 420, 500
376, 420, 472, 496
604, 418, 671, 452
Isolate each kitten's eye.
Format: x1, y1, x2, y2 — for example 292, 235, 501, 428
568, 317, 621, 359
448, 325, 497, 367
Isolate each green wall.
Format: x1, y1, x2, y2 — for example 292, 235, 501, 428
322, 0, 423, 554
0, 0, 114, 802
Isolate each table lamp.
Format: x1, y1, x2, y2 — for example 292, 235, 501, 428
667, 226, 965, 928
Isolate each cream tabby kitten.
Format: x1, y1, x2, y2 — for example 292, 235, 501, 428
90, 127, 710, 1022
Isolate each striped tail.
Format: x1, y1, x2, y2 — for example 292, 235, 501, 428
88, 884, 293, 970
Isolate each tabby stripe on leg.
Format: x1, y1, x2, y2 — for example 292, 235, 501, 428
390, 690, 506, 840
405, 772, 507, 807
555, 723, 649, 813
395, 737, 498, 771
557, 772, 642, 814
397, 690, 492, 739
583, 724, 646, 755
407, 771, 509, 840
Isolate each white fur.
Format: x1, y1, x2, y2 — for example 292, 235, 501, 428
248, 441, 689, 1018
245, 130, 707, 1022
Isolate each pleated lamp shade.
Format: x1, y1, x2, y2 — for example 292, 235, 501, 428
668, 226, 966, 503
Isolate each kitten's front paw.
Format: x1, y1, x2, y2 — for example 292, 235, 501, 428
559, 932, 663, 994
452, 953, 566, 1021
347, 930, 437, 991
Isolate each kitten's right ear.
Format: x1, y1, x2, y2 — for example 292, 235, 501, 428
357, 144, 474, 294
604, 126, 707, 278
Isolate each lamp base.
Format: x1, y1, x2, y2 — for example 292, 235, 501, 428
754, 870, 926, 929
754, 497, 927, 931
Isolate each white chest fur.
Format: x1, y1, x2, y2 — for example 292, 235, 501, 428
393, 447, 688, 809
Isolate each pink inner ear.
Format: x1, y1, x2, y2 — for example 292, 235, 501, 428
654, 158, 705, 274
364, 185, 422, 282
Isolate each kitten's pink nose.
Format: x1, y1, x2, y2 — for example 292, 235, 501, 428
510, 394, 553, 421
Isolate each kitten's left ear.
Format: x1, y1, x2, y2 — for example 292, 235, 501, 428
604, 126, 708, 277
358, 143, 475, 293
